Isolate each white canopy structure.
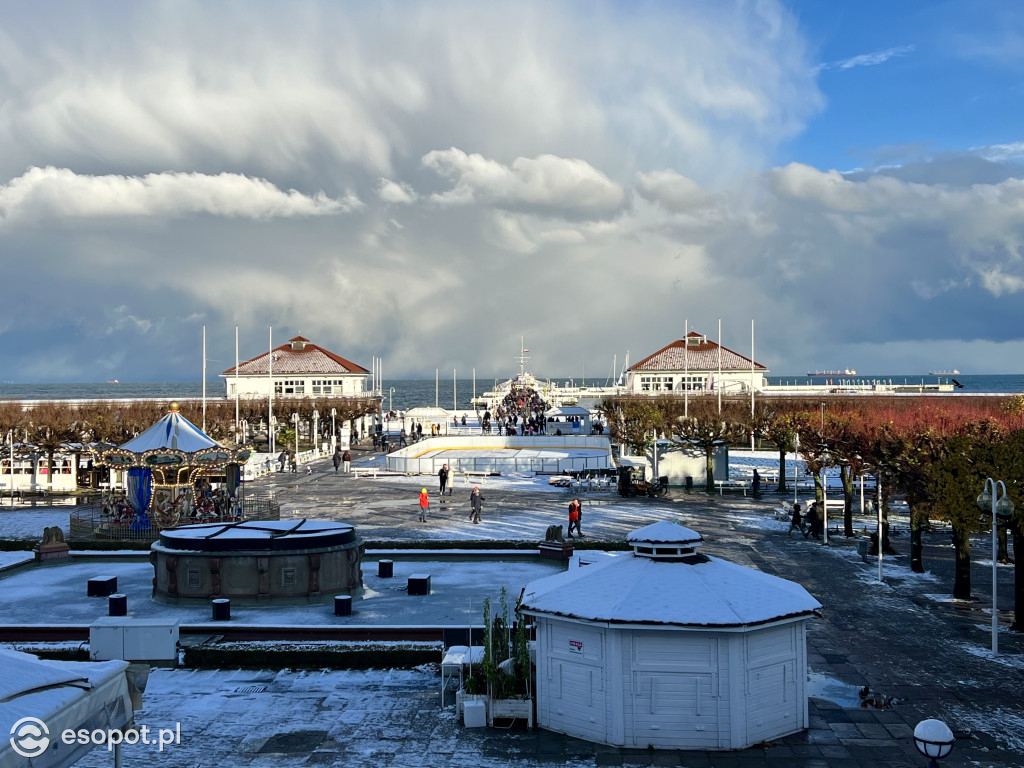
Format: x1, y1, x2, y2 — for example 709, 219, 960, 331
0, 649, 133, 768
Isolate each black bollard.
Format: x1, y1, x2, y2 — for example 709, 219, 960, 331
108, 593, 127, 617
334, 595, 352, 616
211, 598, 230, 621
378, 559, 394, 578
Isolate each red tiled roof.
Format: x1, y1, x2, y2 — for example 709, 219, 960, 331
630, 332, 767, 373
221, 338, 370, 376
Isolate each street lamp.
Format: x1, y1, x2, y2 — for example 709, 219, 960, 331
388, 387, 396, 414
819, 445, 830, 545
6, 430, 13, 509
792, 432, 800, 506
312, 409, 320, 455
977, 479, 1014, 656
331, 408, 337, 453
913, 719, 955, 767
292, 413, 300, 467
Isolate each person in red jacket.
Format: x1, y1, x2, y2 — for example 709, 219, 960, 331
418, 488, 430, 522
567, 498, 582, 538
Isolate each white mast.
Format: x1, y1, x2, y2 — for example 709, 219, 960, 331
684, 318, 689, 418
268, 326, 274, 454
201, 325, 207, 433
234, 325, 240, 443
453, 369, 457, 411
750, 319, 755, 450
717, 318, 722, 414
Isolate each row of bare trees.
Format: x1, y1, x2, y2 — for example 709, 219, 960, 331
598, 393, 1024, 625
0, 396, 379, 488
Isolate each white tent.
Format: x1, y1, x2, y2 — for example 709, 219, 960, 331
0, 649, 133, 768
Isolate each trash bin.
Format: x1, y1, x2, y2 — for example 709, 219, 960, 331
857, 538, 869, 561
212, 598, 231, 621
684, 476, 693, 490
108, 594, 127, 617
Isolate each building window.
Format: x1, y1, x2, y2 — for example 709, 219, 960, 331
274, 380, 306, 395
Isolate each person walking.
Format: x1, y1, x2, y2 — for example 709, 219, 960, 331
788, 501, 806, 537
438, 464, 449, 498
752, 469, 761, 497
805, 500, 822, 540
469, 487, 484, 524
567, 498, 582, 538
278, 450, 287, 472
332, 450, 342, 474
290, 452, 298, 473
418, 488, 430, 522
342, 449, 351, 474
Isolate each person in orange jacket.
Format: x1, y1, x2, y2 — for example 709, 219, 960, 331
418, 488, 430, 522
567, 498, 582, 538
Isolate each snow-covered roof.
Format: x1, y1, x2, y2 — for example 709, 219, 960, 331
545, 405, 590, 417
157, 519, 357, 552
630, 331, 767, 373
223, 336, 369, 376
118, 407, 219, 453
0, 649, 131, 765
405, 407, 451, 417
627, 521, 702, 546
520, 524, 820, 628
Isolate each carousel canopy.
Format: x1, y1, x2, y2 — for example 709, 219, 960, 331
119, 406, 218, 454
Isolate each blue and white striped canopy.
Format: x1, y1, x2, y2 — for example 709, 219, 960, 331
119, 410, 219, 454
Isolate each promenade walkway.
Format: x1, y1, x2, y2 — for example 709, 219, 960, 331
2, 444, 1021, 767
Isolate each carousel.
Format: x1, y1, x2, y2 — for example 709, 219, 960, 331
94, 402, 253, 532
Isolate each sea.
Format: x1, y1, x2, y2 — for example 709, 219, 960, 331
0, 374, 1022, 409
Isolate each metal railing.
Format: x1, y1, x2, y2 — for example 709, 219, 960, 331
68, 495, 281, 542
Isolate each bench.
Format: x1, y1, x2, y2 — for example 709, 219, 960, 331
714, 480, 748, 495
88, 576, 118, 597
353, 467, 379, 480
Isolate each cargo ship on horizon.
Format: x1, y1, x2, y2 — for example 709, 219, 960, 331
807, 369, 857, 377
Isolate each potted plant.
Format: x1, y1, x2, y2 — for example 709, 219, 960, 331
457, 663, 488, 717
485, 589, 534, 727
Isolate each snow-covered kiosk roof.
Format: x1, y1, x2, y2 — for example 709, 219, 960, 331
544, 405, 591, 417
520, 521, 820, 628
0, 649, 133, 766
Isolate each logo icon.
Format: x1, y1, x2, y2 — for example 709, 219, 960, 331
10, 717, 49, 758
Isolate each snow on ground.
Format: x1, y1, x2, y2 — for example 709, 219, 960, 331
958, 642, 1024, 669
947, 704, 1024, 754
0, 509, 71, 538
0, 551, 32, 569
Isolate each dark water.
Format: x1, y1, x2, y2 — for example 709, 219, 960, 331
0, 373, 1021, 409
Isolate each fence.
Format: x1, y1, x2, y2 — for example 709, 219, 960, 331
385, 435, 614, 476
68, 494, 281, 542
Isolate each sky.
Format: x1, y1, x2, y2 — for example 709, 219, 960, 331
2, 0, 1024, 382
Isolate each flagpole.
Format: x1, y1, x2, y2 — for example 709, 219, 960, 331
234, 325, 240, 443
268, 327, 274, 455
202, 325, 207, 433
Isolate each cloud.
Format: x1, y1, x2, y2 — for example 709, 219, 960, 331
422, 148, 627, 219
822, 45, 915, 72
377, 179, 418, 204
0, 167, 360, 225
635, 170, 713, 212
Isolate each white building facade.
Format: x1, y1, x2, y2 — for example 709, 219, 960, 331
627, 332, 768, 395
221, 336, 371, 399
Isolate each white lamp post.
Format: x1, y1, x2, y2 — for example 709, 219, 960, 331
6, 430, 13, 508
977, 478, 1014, 656
292, 413, 300, 467
819, 445, 830, 545
913, 719, 955, 767
312, 409, 320, 456
331, 408, 337, 453
792, 432, 800, 506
